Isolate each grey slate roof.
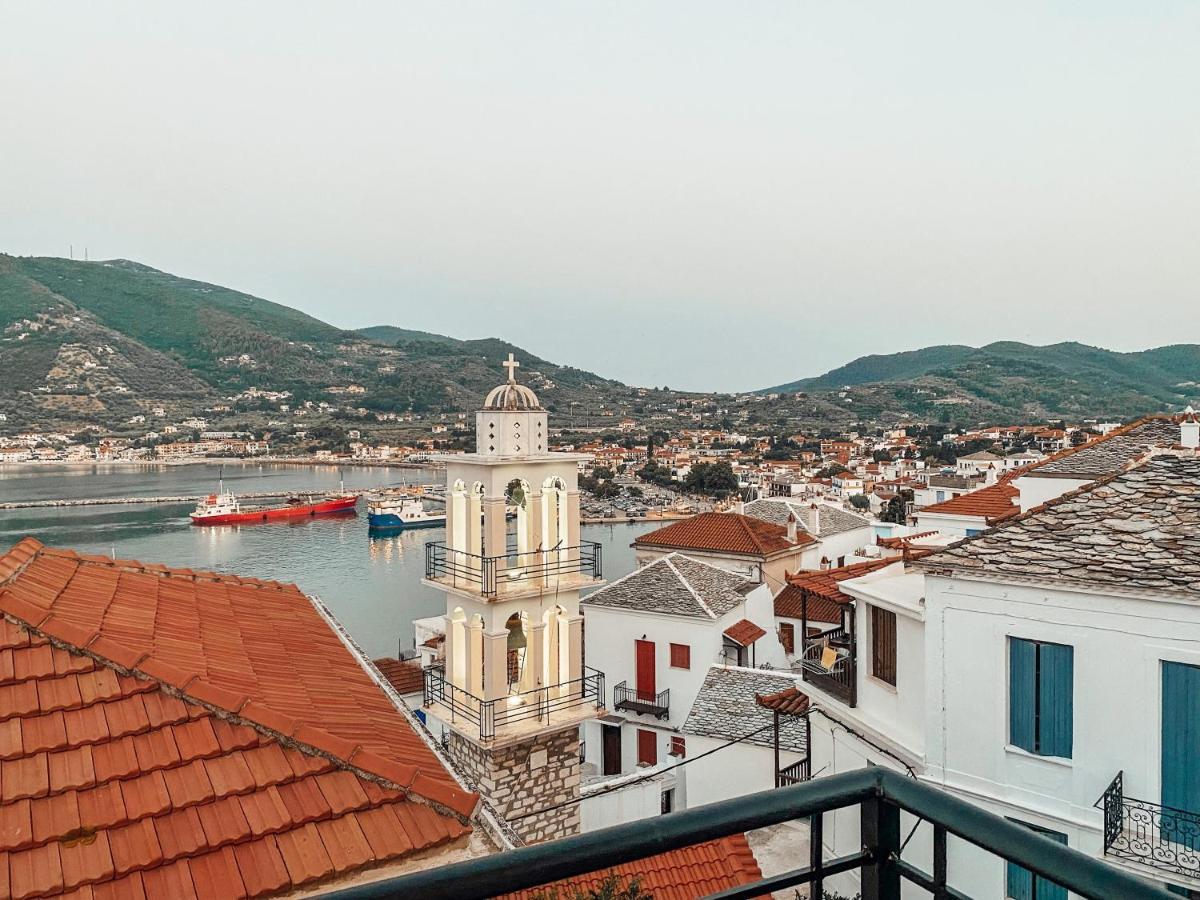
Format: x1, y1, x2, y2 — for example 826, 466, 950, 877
682, 666, 807, 752
581, 553, 748, 619
1030, 418, 1179, 479
742, 499, 871, 537
918, 453, 1200, 597
957, 450, 1003, 461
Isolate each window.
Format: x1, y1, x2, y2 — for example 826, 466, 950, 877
669, 643, 691, 670
1009, 638, 1073, 758
936, 490, 946, 502
660, 788, 675, 815
779, 623, 795, 655
669, 736, 686, 758
637, 729, 658, 766
1006, 821, 1067, 900
871, 606, 897, 686
966, 528, 983, 537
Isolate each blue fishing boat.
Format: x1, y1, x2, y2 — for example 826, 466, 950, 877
367, 494, 445, 531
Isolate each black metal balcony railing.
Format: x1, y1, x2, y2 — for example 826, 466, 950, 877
612, 681, 670, 719
777, 758, 810, 787
1098, 770, 1200, 881
799, 626, 857, 707
325, 767, 1175, 900
425, 540, 603, 597
423, 664, 605, 741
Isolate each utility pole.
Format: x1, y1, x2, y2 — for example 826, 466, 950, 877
69, 244, 73, 260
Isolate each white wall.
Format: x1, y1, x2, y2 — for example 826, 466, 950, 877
912, 510, 987, 538
1012, 474, 1090, 513
923, 573, 1200, 897
813, 525, 873, 566
580, 771, 666, 831
682, 734, 803, 809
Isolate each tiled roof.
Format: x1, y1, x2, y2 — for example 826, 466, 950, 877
776, 558, 899, 616
0, 538, 476, 898
635, 513, 811, 557
957, 450, 1003, 461
742, 500, 871, 537
682, 667, 807, 753
500, 834, 762, 900
774, 586, 842, 624
918, 481, 1020, 524
722, 619, 767, 647
581, 554, 747, 620
755, 686, 810, 716
372, 658, 425, 695
917, 454, 1200, 597
1026, 417, 1180, 479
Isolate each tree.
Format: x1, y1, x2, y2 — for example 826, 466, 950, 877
817, 464, 848, 478
535, 875, 653, 900
849, 494, 871, 511
683, 461, 739, 498
879, 489, 913, 525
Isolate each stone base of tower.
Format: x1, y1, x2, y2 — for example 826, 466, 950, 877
446, 728, 582, 844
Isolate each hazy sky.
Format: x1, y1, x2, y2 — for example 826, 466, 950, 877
3, 3, 1197, 392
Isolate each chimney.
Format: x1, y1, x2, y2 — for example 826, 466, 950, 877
1183, 407, 1199, 450
786, 513, 797, 543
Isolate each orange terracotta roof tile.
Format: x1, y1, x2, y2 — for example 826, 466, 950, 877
0, 539, 476, 898
756, 686, 811, 716
777, 558, 900, 616
723, 619, 767, 647
636, 512, 813, 557
372, 657, 425, 695
919, 480, 1021, 523
502, 834, 764, 900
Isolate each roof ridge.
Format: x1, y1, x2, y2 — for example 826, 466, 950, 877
664, 555, 717, 619
0, 599, 478, 822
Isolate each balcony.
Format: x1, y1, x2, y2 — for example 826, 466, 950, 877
340, 767, 1172, 900
798, 626, 856, 707
1098, 771, 1200, 885
777, 758, 810, 787
612, 681, 670, 719
424, 540, 603, 598
423, 664, 605, 743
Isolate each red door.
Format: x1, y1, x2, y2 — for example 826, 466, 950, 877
635, 639, 656, 701
638, 729, 658, 767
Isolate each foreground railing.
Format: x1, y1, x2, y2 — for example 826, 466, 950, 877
1098, 770, 1200, 881
324, 768, 1173, 900
612, 680, 670, 719
423, 664, 605, 741
425, 540, 603, 596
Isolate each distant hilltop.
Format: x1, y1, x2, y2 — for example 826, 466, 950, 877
759, 340, 1200, 422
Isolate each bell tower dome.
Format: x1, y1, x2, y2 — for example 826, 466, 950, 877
476, 354, 549, 457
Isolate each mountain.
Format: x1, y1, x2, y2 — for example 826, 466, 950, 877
0, 254, 626, 433
764, 341, 1200, 421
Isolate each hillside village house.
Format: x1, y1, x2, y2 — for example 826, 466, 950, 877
792, 413, 1200, 898
578, 553, 788, 828
632, 511, 821, 593
912, 476, 1022, 537
741, 498, 874, 568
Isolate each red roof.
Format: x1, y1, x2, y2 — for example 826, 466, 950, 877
636, 513, 812, 557
755, 686, 810, 716
723, 619, 768, 647
774, 586, 841, 624
373, 658, 425, 695
776, 558, 898, 614
501, 834, 762, 900
918, 481, 1020, 523
0, 538, 476, 898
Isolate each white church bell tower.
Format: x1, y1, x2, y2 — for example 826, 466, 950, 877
421, 355, 606, 843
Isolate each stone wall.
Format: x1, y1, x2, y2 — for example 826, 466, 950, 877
448, 728, 581, 844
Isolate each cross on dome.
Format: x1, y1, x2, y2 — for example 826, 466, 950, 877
503, 353, 520, 383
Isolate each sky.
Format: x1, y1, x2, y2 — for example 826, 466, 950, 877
2, 3, 1197, 392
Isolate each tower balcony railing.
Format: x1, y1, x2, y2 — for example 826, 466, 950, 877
327, 767, 1173, 900
424, 540, 603, 597
1097, 770, 1200, 884
612, 681, 670, 719
423, 664, 605, 742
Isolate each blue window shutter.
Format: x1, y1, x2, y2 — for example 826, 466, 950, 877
1010, 639, 1036, 752
1006, 860, 1033, 900
1162, 661, 1200, 849
1038, 643, 1074, 758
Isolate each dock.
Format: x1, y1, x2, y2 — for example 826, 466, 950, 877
0, 485, 444, 511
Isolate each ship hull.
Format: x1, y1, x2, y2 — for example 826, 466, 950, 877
190, 495, 358, 526
367, 512, 446, 530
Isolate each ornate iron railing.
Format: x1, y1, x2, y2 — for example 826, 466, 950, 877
1097, 770, 1200, 881
798, 626, 856, 707
423, 664, 605, 741
612, 681, 670, 719
424, 540, 602, 597
325, 767, 1175, 900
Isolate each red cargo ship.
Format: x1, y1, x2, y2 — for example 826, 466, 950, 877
189, 488, 358, 526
